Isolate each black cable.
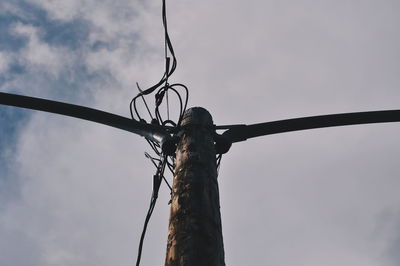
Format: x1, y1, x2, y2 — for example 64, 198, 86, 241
162, 120, 177, 127
145, 152, 162, 167
135, 195, 157, 266
155, 85, 184, 125
131, 0, 177, 103
133, 2, 191, 262
172, 83, 189, 125
167, 162, 175, 175
222, 110, 400, 143
129, 0, 187, 127
166, 157, 175, 174
216, 154, 222, 177
135, 156, 167, 266
144, 152, 173, 191
166, 90, 170, 120
146, 139, 162, 156
137, 83, 154, 121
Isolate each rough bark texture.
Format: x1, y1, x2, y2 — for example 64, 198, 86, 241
165, 107, 225, 266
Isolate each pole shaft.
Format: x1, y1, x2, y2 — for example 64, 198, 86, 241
165, 107, 225, 266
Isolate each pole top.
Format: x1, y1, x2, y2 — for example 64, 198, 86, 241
180, 107, 214, 128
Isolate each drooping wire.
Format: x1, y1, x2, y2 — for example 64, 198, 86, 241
133, 1, 190, 265
154, 84, 188, 126
146, 138, 162, 157
135, 195, 156, 266
129, 0, 188, 127
166, 90, 170, 120
216, 154, 223, 177
166, 156, 175, 174
145, 152, 172, 191
136, 83, 154, 121
135, 155, 168, 266
130, 0, 177, 101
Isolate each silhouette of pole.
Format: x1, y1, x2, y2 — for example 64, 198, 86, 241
165, 107, 225, 266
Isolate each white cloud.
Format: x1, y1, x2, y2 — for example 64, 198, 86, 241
1, 0, 400, 266
27, 0, 84, 21
0, 2, 30, 19
10, 23, 75, 78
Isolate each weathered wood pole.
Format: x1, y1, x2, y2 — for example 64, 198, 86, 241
165, 107, 225, 266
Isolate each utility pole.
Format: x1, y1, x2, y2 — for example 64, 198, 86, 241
165, 107, 225, 266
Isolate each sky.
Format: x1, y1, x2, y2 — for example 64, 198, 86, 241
0, 0, 400, 265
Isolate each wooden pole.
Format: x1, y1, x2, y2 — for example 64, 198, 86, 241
165, 107, 225, 266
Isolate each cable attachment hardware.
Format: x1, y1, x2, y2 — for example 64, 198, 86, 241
153, 174, 162, 199
161, 135, 180, 156
214, 133, 232, 154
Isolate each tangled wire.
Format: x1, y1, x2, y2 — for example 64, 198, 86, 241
132, 1, 189, 265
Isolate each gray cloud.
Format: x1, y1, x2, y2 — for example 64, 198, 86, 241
0, 0, 399, 265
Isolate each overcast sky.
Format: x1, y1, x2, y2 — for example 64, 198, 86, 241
1, 0, 400, 265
